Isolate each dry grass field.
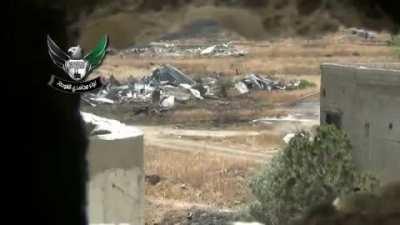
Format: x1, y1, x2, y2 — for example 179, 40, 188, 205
145, 145, 260, 208
99, 32, 397, 81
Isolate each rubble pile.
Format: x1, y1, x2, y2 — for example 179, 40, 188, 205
198, 76, 220, 98
123, 41, 247, 57
82, 65, 312, 112
82, 65, 203, 110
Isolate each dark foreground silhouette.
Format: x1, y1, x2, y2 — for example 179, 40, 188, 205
17, 1, 89, 225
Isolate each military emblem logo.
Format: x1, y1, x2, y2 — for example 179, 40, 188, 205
47, 35, 109, 93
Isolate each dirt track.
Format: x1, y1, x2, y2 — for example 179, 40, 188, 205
141, 126, 278, 162
139, 90, 320, 162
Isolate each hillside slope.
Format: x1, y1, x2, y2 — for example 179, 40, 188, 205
67, 0, 399, 49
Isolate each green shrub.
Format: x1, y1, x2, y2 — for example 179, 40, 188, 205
285, 80, 316, 91
298, 80, 316, 89
249, 125, 379, 225
217, 77, 235, 97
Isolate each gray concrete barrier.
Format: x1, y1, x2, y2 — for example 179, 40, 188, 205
82, 112, 144, 225
320, 63, 400, 184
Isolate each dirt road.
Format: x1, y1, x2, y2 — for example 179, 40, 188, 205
141, 126, 278, 162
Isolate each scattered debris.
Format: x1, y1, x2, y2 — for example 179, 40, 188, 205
123, 41, 247, 57
198, 77, 219, 98
162, 85, 192, 102
243, 74, 276, 91
252, 114, 318, 124
147, 64, 195, 86
234, 81, 249, 95
200, 42, 246, 57
180, 83, 204, 100
348, 28, 377, 40
82, 65, 313, 116
160, 95, 175, 109
240, 74, 303, 92
200, 45, 217, 55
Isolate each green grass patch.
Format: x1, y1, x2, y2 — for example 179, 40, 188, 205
298, 79, 316, 89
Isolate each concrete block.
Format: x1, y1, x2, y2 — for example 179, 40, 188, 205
87, 128, 144, 225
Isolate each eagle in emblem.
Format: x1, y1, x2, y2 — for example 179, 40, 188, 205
47, 35, 108, 82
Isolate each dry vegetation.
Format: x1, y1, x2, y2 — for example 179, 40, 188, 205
100, 33, 397, 81
178, 133, 282, 153
145, 145, 260, 208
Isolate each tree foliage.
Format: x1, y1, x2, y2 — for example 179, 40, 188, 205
249, 125, 379, 225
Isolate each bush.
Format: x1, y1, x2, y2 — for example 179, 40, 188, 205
249, 125, 379, 225
285, 80, 315, 91
217, 77, 235, 97
298, 80, 316, 89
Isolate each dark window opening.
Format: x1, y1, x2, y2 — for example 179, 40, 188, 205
322, 88, 326, 97
325, 111, 342, 129
389, 123, 393, 130
365, 122, 370, 137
